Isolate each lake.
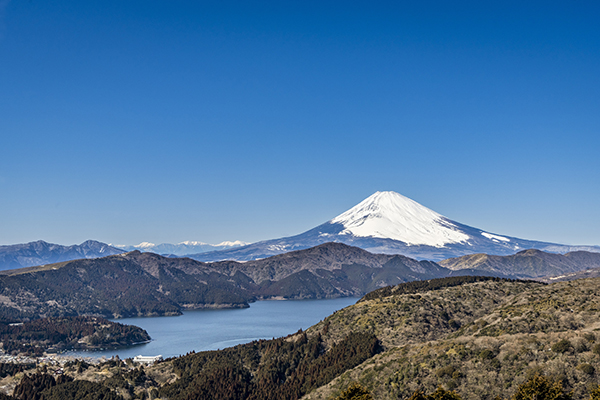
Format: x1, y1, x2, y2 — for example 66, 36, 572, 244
69, 297, 358, 359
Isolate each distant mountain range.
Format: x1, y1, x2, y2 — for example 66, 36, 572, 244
112, 240, 248, 256
2, 191, 598, 270
0, 240, 124, 271
0, 239, 248, 270
2, 242, 600, 322
190, 191, 600, 262
440, 248, 600, 279
537, 266, 600, 283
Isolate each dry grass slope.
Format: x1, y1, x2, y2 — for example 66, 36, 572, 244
302, 278, 600, 400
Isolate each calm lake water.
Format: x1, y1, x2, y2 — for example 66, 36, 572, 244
69, 297, 358, 359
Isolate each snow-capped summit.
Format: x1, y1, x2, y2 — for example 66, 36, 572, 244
189, 191, 600, 262
331, 191, 469, 247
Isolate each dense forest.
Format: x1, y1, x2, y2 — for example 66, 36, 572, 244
0, 254, 251, 322
0, 316, 150, 355
159, 330, 380, 400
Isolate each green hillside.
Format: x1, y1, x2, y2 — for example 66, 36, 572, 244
302, 277, 600, 400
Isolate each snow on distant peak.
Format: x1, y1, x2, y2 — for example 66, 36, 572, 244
136, 242, 156, 248
330, 191, 469, 247
178, 241, 208, 246
215, 240, 248, 247
481, 232, 510, 242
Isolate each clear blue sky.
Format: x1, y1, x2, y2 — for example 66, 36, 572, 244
1, 1, 599, 247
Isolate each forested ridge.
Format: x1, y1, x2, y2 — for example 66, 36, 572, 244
0, 316, 150, 355
160, 330, 380, 400
0, 243, 451, 321
1, 243, 600, 322
0, 254, 251, 322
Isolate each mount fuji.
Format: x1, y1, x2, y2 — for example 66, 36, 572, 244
189, 191, 600, 262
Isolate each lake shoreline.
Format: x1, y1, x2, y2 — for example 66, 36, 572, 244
68, 297, 359, 360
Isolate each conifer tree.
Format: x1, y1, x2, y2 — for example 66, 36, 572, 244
511, 375, 572, 400
589, 385, 600, 400
335, 382, 373, 400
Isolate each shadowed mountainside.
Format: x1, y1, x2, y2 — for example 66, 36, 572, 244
2, 243, 600, 323
0, 243, 450, 321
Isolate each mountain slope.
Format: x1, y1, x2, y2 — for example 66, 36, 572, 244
0, 243, 451, 321
539, 266, 600, 283
189, 191, 600, 262
7, 275, 600, 400
65, 275, 600, 400
439, 249, 600, 278
209, 242, 447, 284
330, 191, 469, 247
0, 240, 125, 271
0, 252, 252, 322
2, 240, 599, 323
302, 276, 600, 400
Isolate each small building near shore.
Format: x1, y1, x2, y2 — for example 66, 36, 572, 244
133, 355, 163, 365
